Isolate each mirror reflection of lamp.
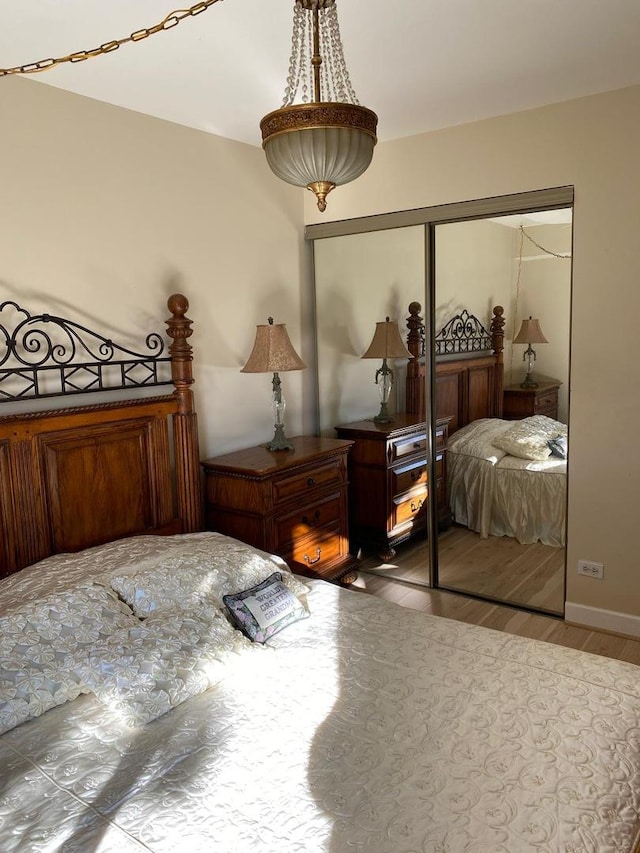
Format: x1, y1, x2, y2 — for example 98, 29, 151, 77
241, 317, 306, 451
513, 316, 548, 388
361, 317, 412, 423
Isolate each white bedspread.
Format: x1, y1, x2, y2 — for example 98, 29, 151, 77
448, 418, 567, 546
2, 579, 640, 852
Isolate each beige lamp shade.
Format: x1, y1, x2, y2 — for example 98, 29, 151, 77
513, 317, 548, 345
362, 317, 412, 360
241, 318, 306, 374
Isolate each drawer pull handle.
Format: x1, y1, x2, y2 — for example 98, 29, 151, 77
411, 468, 424, 482
307, 477, 316, 487
304, 548, 322, 565
301, 510, 321, 527
413, 441, 422, 449
411, 498, 425, 513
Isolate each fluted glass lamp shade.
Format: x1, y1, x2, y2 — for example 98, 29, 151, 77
260, 0, 377, 214
513, 316, 548, 389
361, 317, 412, 423
241, 317, 306, 451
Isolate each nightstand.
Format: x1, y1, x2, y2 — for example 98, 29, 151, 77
334, 414, 451, 560
503, 379, 561, 420
201, 436, 358, 584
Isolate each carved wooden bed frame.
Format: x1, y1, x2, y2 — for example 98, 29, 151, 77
405, 302, 505, 433
0, 293, 202, 578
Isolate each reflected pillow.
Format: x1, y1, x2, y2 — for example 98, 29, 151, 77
0, 584, 139, 734
493, 415, 567, 461
223, 572, 308, 644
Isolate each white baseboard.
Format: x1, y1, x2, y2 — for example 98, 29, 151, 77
565, 602, 640, 638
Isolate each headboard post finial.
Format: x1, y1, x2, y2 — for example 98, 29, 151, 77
165, 293, 202, 533
405, 302, 425, 417
406, 301, 425, 361
165, 293, 195, 414
491, 305, 505, 418
490, 305, 505, 356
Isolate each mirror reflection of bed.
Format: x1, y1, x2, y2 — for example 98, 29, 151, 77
431, 213, 571, 615
404, 303, 568, 616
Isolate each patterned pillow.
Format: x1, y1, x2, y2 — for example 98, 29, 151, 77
223, 573, 308, 644
0, 583, 139, 734
493, 415, 567, 461
76, 605, 252, 726
548, 435, 568, 458
109, 538, 309, 618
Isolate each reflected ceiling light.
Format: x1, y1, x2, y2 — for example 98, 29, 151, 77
260, 0, 378, 213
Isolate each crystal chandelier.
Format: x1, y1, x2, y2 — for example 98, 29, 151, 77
260, 0, 378, 213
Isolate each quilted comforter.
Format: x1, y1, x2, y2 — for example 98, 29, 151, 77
1, 535, 640, 852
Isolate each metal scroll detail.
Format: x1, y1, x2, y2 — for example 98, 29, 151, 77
0, 301, 171, 402
435, 309, 492, 357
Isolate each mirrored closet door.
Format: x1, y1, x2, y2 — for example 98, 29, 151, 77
433, 211, 572, 616
308, 186, 573, 616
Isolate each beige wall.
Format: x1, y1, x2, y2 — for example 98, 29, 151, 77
513, 223, 572, 421
313, 226, 424, 434
437, 219, 571, 420
0, 76, 309, 458
306, 85, 640, 628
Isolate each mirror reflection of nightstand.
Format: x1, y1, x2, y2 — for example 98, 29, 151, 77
503, 378, 561, 420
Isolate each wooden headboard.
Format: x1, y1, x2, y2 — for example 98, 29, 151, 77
0, 294, 202, 578
406, 302, 505, 434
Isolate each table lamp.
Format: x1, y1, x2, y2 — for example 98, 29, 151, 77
361, 317, 412, 423
513, 316, 548, 388
241, 317, 306, 451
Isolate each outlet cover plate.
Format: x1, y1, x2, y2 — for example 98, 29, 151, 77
577, 559, 604, 579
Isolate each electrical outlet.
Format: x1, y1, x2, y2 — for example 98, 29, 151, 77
577, 559, 604, 579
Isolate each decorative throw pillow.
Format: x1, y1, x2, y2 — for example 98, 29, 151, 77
493, 415, 567, 461
76, 605, 252, 727
223, 572, 308, 644
109, 538, 309, 618
548, 435, 568, 459
0, 583, 140, 734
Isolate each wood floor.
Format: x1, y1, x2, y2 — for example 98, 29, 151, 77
354, 533, 640, 666
362, 524, 565, 614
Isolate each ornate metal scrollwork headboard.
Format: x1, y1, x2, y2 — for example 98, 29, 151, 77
0, 301, 172, 402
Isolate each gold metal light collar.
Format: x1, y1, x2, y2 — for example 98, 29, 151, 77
260, 103, 378, 144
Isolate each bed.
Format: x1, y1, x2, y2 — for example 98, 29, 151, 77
406, 303, 567, 546
2, 294, 639, 853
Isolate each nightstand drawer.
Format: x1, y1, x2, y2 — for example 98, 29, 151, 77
274, 492, 342, 550
393, 486, 428, 528
534, 390, 558, 413
391, 452, 444, 496
289, 524, 345, 574
391, 431, 427, 461
392, 459, 427, 493
272, 458, 344, 506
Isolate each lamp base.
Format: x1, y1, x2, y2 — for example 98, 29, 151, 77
373, 402, 394, 424
519, 374, 538, 389
266, 423, 294, 452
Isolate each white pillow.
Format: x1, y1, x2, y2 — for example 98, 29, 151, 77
76, 605, 253, 726
0, 583, 139, 734
493, 415, 567, 461
109, 536, 309, 618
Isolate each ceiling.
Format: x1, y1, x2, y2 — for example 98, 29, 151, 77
4, 0, 640, 148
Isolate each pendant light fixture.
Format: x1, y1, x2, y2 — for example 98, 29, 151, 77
260, 0, 378, 213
